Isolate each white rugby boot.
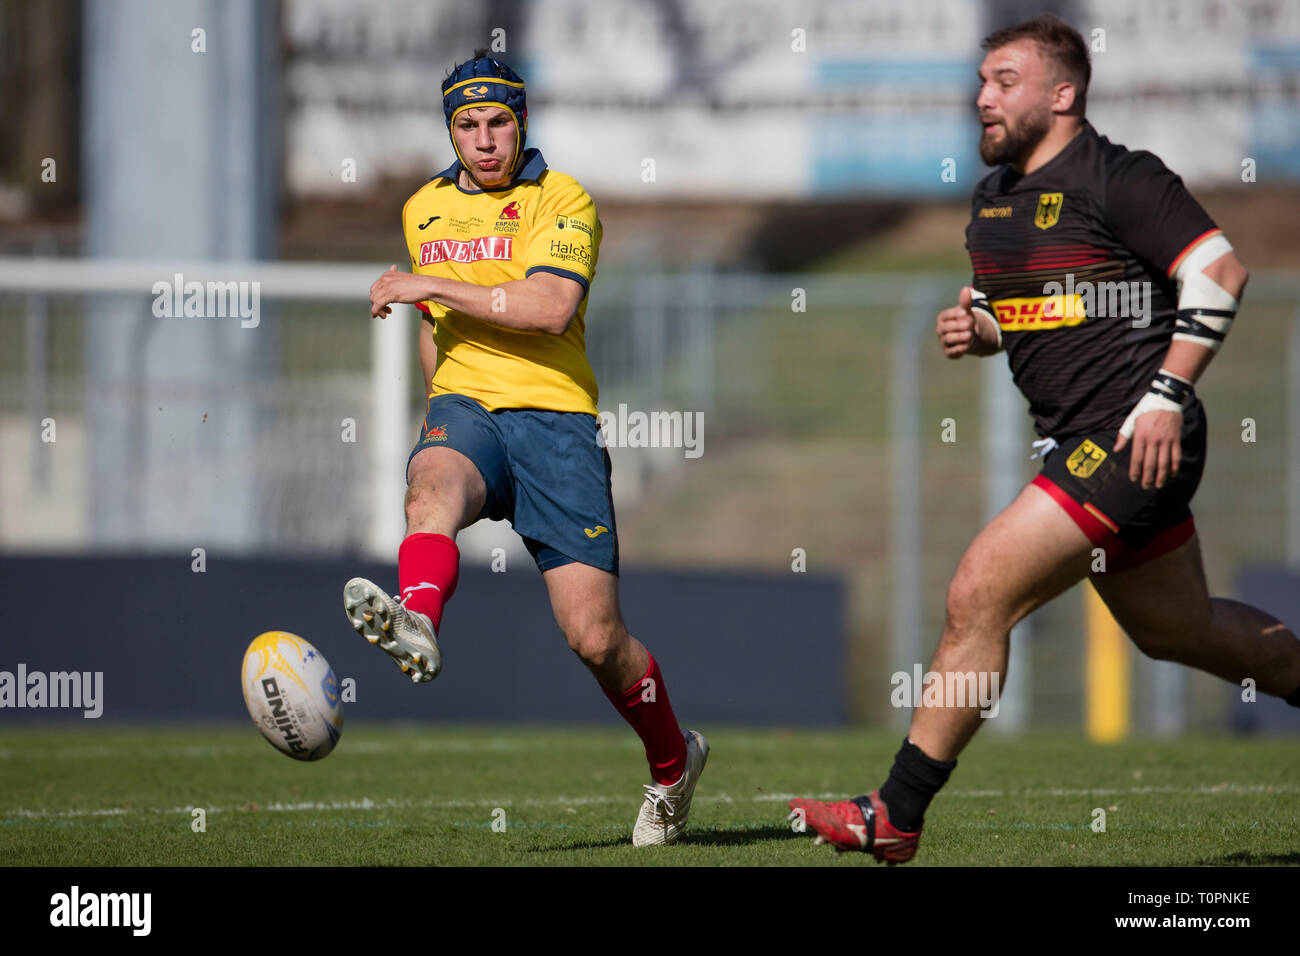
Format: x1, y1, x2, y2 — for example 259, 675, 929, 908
343, 577, 441, 683
632, 729, 710, 846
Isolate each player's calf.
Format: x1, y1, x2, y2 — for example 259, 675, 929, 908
1093, 537, 1300, 699
1126, 597, 1300, 697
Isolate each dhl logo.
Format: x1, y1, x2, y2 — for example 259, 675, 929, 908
992, 294, 1087, 331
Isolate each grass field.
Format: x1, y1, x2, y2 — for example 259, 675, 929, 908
2, 725, 1297, 867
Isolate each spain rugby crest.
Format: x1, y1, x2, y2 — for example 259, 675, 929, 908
1034, 192, 1064, 230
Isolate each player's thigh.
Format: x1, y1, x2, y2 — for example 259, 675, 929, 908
407, 445, 487, 523
1089, 533, 1213, 650
948, 481, 1095, 631
542, 561, 626, 645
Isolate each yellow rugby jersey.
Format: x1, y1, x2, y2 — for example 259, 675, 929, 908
401, 149, 601, 415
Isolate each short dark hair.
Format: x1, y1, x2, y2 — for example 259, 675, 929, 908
982, 13, 1090, 104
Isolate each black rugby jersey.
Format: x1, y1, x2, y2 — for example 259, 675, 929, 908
965, 121, 1220, 437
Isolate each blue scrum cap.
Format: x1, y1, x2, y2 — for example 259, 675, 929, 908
441, 53, 528, 176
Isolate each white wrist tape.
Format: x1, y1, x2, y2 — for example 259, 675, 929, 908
1119, 369, 1194, 439
1172, 234, 1238, 353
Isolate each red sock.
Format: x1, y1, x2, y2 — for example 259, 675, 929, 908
397, 532, 459, 632
602, 653, 687, 785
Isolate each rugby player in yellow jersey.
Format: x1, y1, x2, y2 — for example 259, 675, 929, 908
344, 51, 707, 846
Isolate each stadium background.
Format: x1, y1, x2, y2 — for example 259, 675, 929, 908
2, 0, 1300, 742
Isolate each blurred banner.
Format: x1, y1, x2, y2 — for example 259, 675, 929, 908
283, 0, 1300, 198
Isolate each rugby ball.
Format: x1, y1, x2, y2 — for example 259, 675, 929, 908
241, 631, 343, 761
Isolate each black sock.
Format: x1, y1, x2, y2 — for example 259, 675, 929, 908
1285, 685, 1300, 708
878, 736, 957, 832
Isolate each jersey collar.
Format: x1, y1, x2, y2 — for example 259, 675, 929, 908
432, 148, 547, 193
1005, 121, 1094, 188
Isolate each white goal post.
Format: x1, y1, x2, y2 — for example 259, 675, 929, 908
0, 256, 412, 559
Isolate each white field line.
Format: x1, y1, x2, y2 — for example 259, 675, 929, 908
4, 784, 1297, 820
0, 739, 643, 761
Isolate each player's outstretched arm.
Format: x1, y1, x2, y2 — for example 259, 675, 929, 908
369, 266, 582, 335
936, 286, 1002, 359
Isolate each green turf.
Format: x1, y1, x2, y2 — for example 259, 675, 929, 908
2, 725, 1297, 866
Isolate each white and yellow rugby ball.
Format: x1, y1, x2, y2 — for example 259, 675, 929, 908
241, 631, 343, 761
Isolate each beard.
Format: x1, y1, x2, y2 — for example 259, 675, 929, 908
979, 102, 1052, 166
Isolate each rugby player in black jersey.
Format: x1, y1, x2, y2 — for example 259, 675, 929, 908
790, 13, 1300, 863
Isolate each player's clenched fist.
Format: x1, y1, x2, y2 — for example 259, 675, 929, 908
936, 286, 1002, 359
369, 264, 435, 318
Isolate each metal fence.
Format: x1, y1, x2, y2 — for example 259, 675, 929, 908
3, 257, 1297, 731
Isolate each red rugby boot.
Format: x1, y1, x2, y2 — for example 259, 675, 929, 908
788, 791, 920, 864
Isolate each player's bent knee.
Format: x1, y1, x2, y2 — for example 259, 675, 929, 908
1116, 606, 1204, 664
403, 481, 434, 522
403, 481, 424, 511
1110, 602, 1211, 665
1125, 611, 1210, 664
564, 617, 625, 669
1128, 628, 1184, 663
943, 572, 1008, 642
404, 472, 472, 521
568, 635, 616, 670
